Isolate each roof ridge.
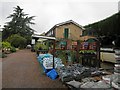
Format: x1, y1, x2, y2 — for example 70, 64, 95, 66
45, 20, 85, 35
55, 20, 84, 29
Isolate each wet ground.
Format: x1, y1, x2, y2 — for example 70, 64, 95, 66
2, 49, 114, 88
2, 49, 67, 88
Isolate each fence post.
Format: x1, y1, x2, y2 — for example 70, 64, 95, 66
53, 40, 55, 69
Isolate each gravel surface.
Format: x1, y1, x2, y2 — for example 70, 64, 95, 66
2, 49, 67, 89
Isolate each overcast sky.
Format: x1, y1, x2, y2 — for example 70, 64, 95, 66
0, 0, 119, 34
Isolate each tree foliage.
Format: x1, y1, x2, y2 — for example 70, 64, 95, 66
2, 6, 35, 44
84, 12, 120, 47
84, 12, 120, 36
2, 41, 12, 49
7, 34, 27, 48
34, 42, 48, 51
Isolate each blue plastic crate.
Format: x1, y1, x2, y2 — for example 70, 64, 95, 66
47, 69, 58, 80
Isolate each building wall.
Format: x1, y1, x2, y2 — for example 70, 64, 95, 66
80, 35, 96, 41
55, 23, 83, 40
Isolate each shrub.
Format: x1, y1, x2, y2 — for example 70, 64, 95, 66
10, 47, 16, 52
7, 34, 27, 48
2, 41, 12, 50
2, 42, 17, 54
56, 50, 67, 64
0, 53, 7, 58
34, 42, 48, 51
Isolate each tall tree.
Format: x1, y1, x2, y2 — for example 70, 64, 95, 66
84, 12, 120, 47
2, 6, 35, 44
84, 12, 120, 37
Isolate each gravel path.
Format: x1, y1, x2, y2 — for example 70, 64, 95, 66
2, 49, 67, 88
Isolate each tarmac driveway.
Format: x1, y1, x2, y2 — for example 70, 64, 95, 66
2, 49, 67, 88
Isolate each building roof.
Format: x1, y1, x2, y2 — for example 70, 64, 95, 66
32, 34, 56, 40
55, 20, 84, 29
46, 20, 85, 35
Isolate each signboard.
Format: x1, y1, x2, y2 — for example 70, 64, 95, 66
89, 42, 97, 50
80, 42, 89, 50
80, 42, 97, 50
72, 41, 77, 46
60, 41, 67, 49
60, 41, 67, 46
31, 39, 35, 44
72, 41, 77, 50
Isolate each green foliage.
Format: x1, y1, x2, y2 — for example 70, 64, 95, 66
84, 12, 120, 36
2, 41, 12, 55
10, 47, 16, 52
34, 42, 48, 51
45, 41, 50, 49
2, 41, 16, 54
84, 12, 120, 47
79, 50, 95, 54
0, 53, 7, 58
2, 6, 35, 44
7, 34, 27, 48
2, 41, 12, 49
55, 50, 79, 64
56, 50, 66, 64
70, 51, 77, 62
24, 36, 32, 45
0, 42, 2, 49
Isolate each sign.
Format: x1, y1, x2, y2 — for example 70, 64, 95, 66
72, 41, 77, 45
31, 39, 35, 44
80, 42, 89, 50
59, 41, 67, 49
89, 42, 96, 50
72, 41, 77, 50
60, 41, 67, 46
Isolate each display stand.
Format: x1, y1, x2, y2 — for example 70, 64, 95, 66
52, 38, 100, 68
79, 38, 100, 68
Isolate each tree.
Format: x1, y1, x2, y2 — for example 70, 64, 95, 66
7, 34, 27, 48
84, 12, 120, 37
2, 6, 35, 44
84, 12, 120, 47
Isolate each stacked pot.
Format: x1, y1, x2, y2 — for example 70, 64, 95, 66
114, 49, 120, 88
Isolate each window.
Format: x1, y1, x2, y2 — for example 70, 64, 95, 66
51, 30, 53, 35
64, 28, 69, 39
